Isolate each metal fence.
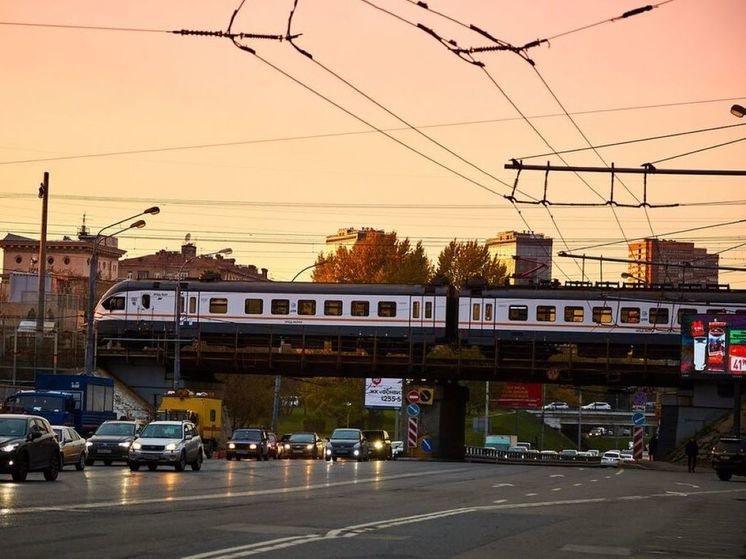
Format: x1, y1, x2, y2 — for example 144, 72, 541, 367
465, 446, 603, 466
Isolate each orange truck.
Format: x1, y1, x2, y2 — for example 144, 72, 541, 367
157, 389, 223, 458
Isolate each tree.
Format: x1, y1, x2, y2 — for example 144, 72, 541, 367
435, 240, 507, 290
297, 377, 365, 429
312, 231, 432, 284
217, 374, 275, 428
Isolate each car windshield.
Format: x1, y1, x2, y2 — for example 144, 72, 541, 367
233, 430, 262, 441
140, 424, 182, 439
289, 433, 314, 443
715, 440, 743, 453
13, 394, 66, 412
331, 429, 360, 440
95, 423, 136, 436
0, 418, 27, 437
363, 432, 384, 441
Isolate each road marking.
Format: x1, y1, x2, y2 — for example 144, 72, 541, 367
525, 493, 538, 496
551, 487, 562, 492
590, 479, 598, 482
561, 544, 630, 556
550, 474, 565, 478
615, 469, 624, 476
605, 475, 611, 479
492, 483, 515, 488
492, 499, 507, 504
675, 482, 699, 488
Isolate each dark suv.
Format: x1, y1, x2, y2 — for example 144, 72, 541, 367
0, 414, 60, 481
326, 428, 369, 462
363, 430, 392, 460
86, 420, 144, 465
711, 437, 746, 481
226, 428, 269, 461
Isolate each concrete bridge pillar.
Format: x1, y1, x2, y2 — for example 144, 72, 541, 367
411, 381, 468, 460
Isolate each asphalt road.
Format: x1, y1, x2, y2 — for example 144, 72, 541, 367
1, 457, 744, 559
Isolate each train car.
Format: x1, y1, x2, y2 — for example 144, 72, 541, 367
458, 284, 746, 348
94, 280, 451, 348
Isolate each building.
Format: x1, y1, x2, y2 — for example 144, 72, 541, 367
118, 242, 269, 282
485, 231, 553, 286
325, 227, 385, 254
627, 238, 719, 286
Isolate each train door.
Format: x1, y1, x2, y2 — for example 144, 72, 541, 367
179, 287, 200, 328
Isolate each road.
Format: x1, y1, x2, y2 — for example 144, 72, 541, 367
1, 458, 744, 558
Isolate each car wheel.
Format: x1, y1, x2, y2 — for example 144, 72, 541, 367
129, 462, 140, 472
11, 452, 29, 482
58, 452, 65, 471
76, 453, 86, 471
85, 458, 94, 466
716, 470, 732, 481
226, 453, 234, 461
174, 452, 186, 472
191, 451, 203, 471
147, 464, 158, 471
332, 456, 337, 462
44, 454, 60, 481
104, 459, 113, 466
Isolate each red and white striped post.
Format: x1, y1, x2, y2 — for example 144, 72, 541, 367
407, 417, 418, 451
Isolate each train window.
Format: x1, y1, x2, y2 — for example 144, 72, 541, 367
649, 308, 669, 324
485, 303, 493, 322
351, 301, 369, 317
412, 301, 421, 319
620, 307, 640, 324
677, 308, 697, 324
298, 300, 316, 316
209, 298, 228, 314
708, 308, 726, 315
564, 307, 584, 322
324, 300, 343, 316
102, 296, 125, 311
189, 297, 196, 313
536, 306, 556, 322
141, 294, 151, 309
179, 297, 185, 313
271, 299, 290, 315
472, 303, 480, 321
509, 305, 528, 321
592, 307, 613, 324
245, 298, 263, 314
378, 301, 397, 317
425, 301, 433, 319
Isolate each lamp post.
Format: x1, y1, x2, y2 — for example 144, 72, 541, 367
730, 104, 745, 118
731, 103, 744, 435
172, 247, 232, 390
345, 401, 352, 428
621, 272, 647, 286
84, 207, 158, 375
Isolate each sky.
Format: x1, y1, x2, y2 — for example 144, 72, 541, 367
1, 0, 744, 285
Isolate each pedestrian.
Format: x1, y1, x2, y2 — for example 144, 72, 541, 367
684, 437, 699, 472
648, 434, 658, 462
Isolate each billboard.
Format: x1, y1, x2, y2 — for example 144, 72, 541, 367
364, 378, 403, 409
681, 314, 746, 378
494, 382, 543, 409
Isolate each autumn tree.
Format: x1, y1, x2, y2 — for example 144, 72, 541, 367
435, 240, 507, 290
312, 231, 432, 284
217, 374, 276, 429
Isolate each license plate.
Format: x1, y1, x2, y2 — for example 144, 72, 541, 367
98, 449, 112, 454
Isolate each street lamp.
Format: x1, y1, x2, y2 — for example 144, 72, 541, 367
172, 247, 232, 390
730, 103, 744, 437
345, 401, 352, 428
731, 104, 745, 118
84, 207, 158, 375
621, 272, 647, 285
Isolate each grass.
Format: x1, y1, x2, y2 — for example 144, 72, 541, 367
466, 409, 576, 451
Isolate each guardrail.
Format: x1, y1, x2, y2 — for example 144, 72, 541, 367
465, 446, 603, 466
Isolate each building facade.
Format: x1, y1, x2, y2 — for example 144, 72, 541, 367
325, 227, 385, 254
485, 231, 553, 286
627, 238, 719, 286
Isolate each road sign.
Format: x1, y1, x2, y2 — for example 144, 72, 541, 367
632, 426, 644, 460
418, 388, 434, 405
632, 411, 646, 426
407, 403, 420, 417
420, 436, 433, 453
407, 417, 418, 448
407, 390, 420, 404
632, 391, 647, 407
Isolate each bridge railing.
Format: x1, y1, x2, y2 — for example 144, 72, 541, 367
465, 446, 602, 466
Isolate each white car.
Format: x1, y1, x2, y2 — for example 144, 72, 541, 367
543, 401, 569, 410
128, 420, 203, 472
601, 450, 622, 467
582, 402, 612, 411
620, 451, 636, 462
391, 441, 404, 459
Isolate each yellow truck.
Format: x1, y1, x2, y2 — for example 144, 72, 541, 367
157, 389, 223, 458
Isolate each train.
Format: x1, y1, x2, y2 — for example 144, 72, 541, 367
94, 280, 746, 355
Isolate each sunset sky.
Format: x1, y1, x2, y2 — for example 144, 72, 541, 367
1, 0, 744, 285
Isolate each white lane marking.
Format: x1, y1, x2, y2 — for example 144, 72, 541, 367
551, 488, 562, 492
0, 468, 465, 516
573, 483, 583, 487
492, 483, 514, 488
665, 491, 688, 497
561, 544, 630, 556
525, 493, 538, 496
550, 474, 565, 478
675, 482, 699, 488
615, 469, 624, 476
590, 479, 598, 482
492, 499, 507, 504
605, 475, 612, 479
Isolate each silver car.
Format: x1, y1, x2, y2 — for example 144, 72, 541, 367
128, 420, 203, 472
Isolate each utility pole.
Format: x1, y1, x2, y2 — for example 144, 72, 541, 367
36, 172, 49, 362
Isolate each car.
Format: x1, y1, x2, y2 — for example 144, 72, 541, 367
128, 420, 203, 472
391, 440, 404, 459
325, 428, 369, 462
711, 437, 746, 481
362, 429, 392, 460
620, 451, 636, 462
226, 428, 269, 461
52, 425, 87, 470
560, 449, 579, 458
267, 432, 283, 459
283, 432, 325, 459
601, 450, 622, 467
543, 401, 569, 410
85, 420, 144, 466
588, 426, 606, 437
582, 402, 612, 411
0, 414, 60, 481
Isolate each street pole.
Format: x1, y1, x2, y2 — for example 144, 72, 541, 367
735, 378, 742, 436
36, 172, 49, 361
577, 388, 582, 450
484, 381, 490, 444
270, 374, 281, 433
540, 383, 546, 451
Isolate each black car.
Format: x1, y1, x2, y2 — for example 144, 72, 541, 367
86, 420, 144, 465
0, 414, 60, 481
711, 437, 746, 481
363, 429, 393, 460
326, 428, 369, 462
284, 432, 325, 459
226, 428, 269, 461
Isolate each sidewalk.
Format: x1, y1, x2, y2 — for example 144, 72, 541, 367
626, 459, 702, 473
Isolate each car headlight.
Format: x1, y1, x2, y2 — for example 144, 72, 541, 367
1, 443, 19, 453
228, 443, 236, 450
118, 442, 131, 448
374, 441, 383, 450
85, 441, 94, 447
165, 443, 178, 451
131, 441, 142, 450
284, 443, 291, 449
353, 449, 360, 456
249, 443, 257, 450
326, 448, 332, 455
306, 444, 313, 450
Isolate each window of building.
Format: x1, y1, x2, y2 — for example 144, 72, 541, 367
412, 301, 421, 319
378, 301, 397, 317
298, 300, 316, 316
63, 256, 70, 265
324, 300, 343, 316
127, 272, 133, 280
15, 256, 22, 264
425, 301, 433, 319
620, 307, 641, 324
209, 298, 228, 314
536, 305, 556, 322
472, 303, 480, 321
592, 306, 613, 324
649, 308, 669, 324
141, 294, 150, 309
47, 256, 54, 265
509, 305, 528, 321
351, 301, 369, 316
245, 298, 263, 314
677, 308, 697, 324
485, 303, 493, 322
564, 306, 584, 322
271, 299, 290, 315
137, 270, 149, 280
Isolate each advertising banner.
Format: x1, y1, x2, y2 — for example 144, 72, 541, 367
494, 382, 543, 409
364, 377, 403, 408
681, 314, 746, 378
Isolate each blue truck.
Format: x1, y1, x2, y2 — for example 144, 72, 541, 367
2, 374, 116, 436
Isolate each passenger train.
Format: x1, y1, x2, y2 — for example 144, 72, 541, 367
94, 280, 746, 351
